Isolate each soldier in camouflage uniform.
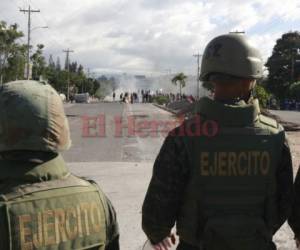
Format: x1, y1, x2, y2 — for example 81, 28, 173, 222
142, 34, 294, 250
0, 80, 119, 250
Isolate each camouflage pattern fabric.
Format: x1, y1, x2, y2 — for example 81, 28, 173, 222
142, 98, 294, 249
0, 80, 71, 153
0, 154, 119, 250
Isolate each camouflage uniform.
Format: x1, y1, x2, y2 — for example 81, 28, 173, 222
142, 34, 294, 250
288, 168, 300, 240
0, 81, 119, 250
142, 107, 294, 249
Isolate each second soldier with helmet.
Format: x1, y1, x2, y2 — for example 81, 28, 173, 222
142, 33, 294, 250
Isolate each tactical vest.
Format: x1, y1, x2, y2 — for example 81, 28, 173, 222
0, 174, 107, 250
176, 97, 285, 249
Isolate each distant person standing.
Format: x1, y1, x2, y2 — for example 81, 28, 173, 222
124, 92, 129, 103
142, 90, 145, 103
113, 92, 116, 101
130, 93, 134, 104
145, 91, 149, 103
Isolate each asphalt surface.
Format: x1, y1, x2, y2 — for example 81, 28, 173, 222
63, 102, 175, 163
63, 102, 175, 250
63, 102, 124, 162
270, 110, 300, 124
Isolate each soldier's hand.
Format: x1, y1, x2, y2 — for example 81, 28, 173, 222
296, 238, 300, 249
153, 234, 176, 250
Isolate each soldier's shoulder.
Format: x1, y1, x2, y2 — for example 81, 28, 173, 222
168, 116, 195, 136
78, 176, 103, 189
258, 114, 284, 133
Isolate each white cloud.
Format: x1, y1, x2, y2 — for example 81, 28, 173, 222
0, 0, 300, 75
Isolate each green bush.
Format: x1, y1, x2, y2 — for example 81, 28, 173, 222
153, 95, 170, 105
254, 84, 271, 108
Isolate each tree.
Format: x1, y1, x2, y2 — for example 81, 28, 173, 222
254, 84, 270, 108
172, 73, 187, 97
5, 45, 27, 81
48, 55, 55, 69
92, 79, 100, 94
69, 61, 78, 73
289, 82, 300, 100
265, 32, 300, 100
77, 64, 84, 74
31, 44, 46, 80
56, 57, 61, 71
55, 70, 68, 93
0, 19, 99, 96
0, 21, 24, 83
46, 55, 58, 89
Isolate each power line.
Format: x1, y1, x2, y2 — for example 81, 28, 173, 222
63, 49, 74, 101
19, 5, 40, 80
229, 31, 245, 34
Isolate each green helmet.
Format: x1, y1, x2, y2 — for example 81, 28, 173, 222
200, 33, 263, 81
0, 80, 71, 153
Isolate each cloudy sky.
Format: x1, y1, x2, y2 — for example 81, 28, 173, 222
1, 0, 300, 76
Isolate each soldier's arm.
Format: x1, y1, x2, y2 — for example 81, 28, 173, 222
275, 139, 294, 233
289, 165, 300, 239
0, 203, 8, 250
142, 128, 190, 244
104, 195, 120, 250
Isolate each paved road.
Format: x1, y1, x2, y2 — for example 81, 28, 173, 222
63, 103, 175, 162
63, 102, 124, 162
63, 102, 175, 250
270, 110, 300, 124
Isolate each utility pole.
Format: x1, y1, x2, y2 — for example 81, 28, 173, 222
20, 6, 40, 80
63, 49, 74, 101
193, 53, 202, 99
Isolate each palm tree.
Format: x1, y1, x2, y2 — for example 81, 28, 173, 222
172, 72, 187, 98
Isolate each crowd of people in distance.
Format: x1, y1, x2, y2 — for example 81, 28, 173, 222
115, 89, 196, 105
118, 92, 140, 103
281, 99, 300, 111
116, 90, 154, 104
266, 98, 300, 111
113, 90, 300, 113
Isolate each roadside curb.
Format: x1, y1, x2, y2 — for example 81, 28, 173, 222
152, 103, 178, 115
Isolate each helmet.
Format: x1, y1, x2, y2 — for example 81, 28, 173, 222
0, 80, 71, 153
200, 33, 263, 81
